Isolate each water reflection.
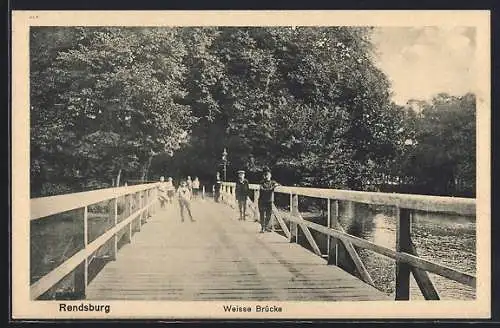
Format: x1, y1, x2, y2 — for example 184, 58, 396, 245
299, 201, 476, 300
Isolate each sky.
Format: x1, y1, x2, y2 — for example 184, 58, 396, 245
370, 27, 476, 106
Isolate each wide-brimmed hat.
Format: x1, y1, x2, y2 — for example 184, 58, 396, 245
237, 170, 245, 175
262, 166, 271, 173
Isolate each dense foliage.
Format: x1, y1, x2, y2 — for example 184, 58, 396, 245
30, 27, 476, 198
395, 93, 476, 196
30, 27, 193, 195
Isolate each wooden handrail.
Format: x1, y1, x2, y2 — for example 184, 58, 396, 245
221, 182, 475, 216
31, 183, 160, 220
30, 183, 160, 299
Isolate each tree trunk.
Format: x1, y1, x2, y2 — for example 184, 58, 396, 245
141, 154, 155, 182
115, 168, 122, 187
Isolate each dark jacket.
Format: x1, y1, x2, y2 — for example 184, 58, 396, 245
258, 179, 279, 204
235, 179, 250, 201
214, 177, 221, 190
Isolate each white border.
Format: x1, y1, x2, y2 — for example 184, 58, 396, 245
11, 10, 491, 319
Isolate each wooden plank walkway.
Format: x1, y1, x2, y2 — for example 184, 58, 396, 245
86, 199, 391, 301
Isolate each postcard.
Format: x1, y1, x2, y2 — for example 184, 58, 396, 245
11, 10, 490, 319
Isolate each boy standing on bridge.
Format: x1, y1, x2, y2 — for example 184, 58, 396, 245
177, 180, 195, 222
258, 167, 279, 233
235, 170, 250, 221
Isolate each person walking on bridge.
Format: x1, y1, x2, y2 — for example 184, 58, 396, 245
158, 176, 167, 209
235, 170, 250, 221
165, 177, 175, 204
177, 180, 195, 222
258, 166, 279, 233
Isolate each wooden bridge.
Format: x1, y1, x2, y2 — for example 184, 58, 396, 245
30, 182, 476, 302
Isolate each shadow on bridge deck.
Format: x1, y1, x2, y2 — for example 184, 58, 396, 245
86, 200, 391, 301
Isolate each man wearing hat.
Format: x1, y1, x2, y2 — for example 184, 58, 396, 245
235, 170, 250, 221
257, 166, 280, 233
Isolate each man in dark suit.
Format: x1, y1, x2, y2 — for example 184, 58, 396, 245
235, 170, 250, 221
214, 172, 222, 202
258, 166, 279, 233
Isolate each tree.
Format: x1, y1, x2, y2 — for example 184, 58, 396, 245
170, 27, 402, 190
399, 93, 476, 196
30, 27, 194, 196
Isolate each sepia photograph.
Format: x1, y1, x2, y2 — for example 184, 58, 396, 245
12, 10, 490, 319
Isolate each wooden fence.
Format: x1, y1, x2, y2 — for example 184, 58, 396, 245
220, 182, 476, 300
30, 183, 160, 300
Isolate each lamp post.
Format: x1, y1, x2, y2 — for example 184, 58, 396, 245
222, 148, 228, 181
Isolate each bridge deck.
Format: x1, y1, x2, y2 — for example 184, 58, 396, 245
86, 200, 390, 301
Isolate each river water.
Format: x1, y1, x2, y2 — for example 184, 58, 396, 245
289, 201, 476, 300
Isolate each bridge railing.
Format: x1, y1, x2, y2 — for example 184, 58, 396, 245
220, 182, 476, 300
30, 183, 160, 300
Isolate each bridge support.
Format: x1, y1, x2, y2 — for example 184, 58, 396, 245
140, 190, 146, 225
108, 198, 118, 261
123, 195, 132, 244
395, 207, 411, 300
73, 259, 88, 299
327, 199, 339, 265
133, 192, 141, 233
72, 206, 89, 299
289, 194, 299, 243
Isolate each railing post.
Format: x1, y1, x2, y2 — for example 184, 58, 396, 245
108, 197, 118, 261
327, 198, 331, 258
153, 186, 158, 214
149, 188, 154, 215
124, 194, 132, 244
140, 190, 144, 223
83, 205, 88, 251
135, 191, 140, 230
270, 189, 275, 232
136, 191, 142, 231
144, 189, 149, 220
151, 187, 155, 215
132, 192, 136, 230
291, 194, 299, 243
395, 207, 412, 300
327, 200, 339, 265
289, 193, 295, 242
74, 206, 88, 299
152, 186, 157, 213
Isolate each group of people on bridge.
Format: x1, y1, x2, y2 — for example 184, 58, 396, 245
232, 167, 280, 233
157, 175, 201, 222
157, 167, 279, 233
